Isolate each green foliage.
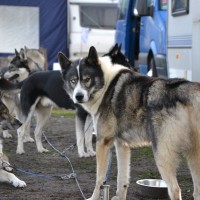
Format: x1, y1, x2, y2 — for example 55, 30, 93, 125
51, 108, 75, 118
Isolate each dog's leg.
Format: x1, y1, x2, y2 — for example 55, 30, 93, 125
0, 170, 26, 188
154, 148, 182, 200
76, 106, 88, 157
87, 138, 113, 200
16, 117, 32, 154
23, 123, 34, 143
16, 98, 40, 154
187, 147, 200, 200
111, 140, 130, 200
34, 106, 52, 153
84, 115, 96, 157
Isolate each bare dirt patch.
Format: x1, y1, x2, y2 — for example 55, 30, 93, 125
0, 113, 194, 200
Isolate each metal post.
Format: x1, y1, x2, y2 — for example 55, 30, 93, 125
100, 185, 110, 200
103, 185, 110, 200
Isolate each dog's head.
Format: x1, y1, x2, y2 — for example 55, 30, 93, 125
59, 46, 129, 110
4, 48, 31, 82
58, 47, 104, 105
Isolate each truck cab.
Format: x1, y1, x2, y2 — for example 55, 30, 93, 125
115, 0, 168, 77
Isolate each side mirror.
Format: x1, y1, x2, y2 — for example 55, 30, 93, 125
134, 0, 154, 17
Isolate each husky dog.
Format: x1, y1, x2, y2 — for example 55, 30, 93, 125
3, 47, 46, 82
76, 44, 134, 157
0, 137, 26, 188
0, 47, 46, 138
59, 46, 200, 200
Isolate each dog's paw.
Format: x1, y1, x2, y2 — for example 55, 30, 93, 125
79, 152, 91, 158
16, 148, 25, 154
111, 196, 120, 200
38, 148, 49, 153
23, 137, 34, 143
12, 178, 26, 188
4, 165, 13, 172
87, 150, 96, 157
2, 130, 12, 138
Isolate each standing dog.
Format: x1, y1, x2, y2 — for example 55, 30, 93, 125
0, 47, 46, 139
59, 46, 200, 200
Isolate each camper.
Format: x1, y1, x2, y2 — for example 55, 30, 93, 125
115, 0, 168, 76
167, 0, 200, 81
69, 0, 118, 60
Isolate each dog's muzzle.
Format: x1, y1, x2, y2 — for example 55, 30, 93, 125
75, 92, 84, 103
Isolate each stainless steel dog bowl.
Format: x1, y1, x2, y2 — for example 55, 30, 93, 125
136, 179, 168, 199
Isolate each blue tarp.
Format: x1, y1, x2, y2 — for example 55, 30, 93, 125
0, 0, 68, 70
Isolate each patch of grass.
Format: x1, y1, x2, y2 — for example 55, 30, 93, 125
132, 146, 153, 161
138, 171, 160, 180
51, 108, 75, 118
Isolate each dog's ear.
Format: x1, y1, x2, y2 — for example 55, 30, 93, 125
20, 48, 27, 60
58, 52, 72, 71
24, 46, 28, 52
118, 44, 122, 52
109, 43, 119, 57
15, 49, 20, 57
86, 46, 98, 65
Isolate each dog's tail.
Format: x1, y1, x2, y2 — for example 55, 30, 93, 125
0, 76, 23, 91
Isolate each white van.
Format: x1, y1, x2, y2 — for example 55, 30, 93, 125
69, 0, 118, 60
167, 0, 200, 81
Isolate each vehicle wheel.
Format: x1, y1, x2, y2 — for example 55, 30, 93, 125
148, 55, 157, 77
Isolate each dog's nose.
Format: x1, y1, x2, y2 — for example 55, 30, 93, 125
76, 93, 84, 102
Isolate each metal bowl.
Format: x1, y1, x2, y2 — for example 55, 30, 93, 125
136, 179, 168, 199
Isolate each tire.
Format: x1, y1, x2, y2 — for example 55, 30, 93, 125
148, 55, 158, 77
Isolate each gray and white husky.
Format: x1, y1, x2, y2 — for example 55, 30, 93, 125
0, 47, 45, 139
59, 46, 200, 200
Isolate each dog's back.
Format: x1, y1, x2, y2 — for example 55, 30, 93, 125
20, 71, 74, 117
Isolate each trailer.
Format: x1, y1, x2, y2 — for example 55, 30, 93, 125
167, 0, 200, 81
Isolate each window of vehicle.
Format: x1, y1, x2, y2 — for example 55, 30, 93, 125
80, 4, 118, 29
172, 0, 189, 16
118, 0, 129, 19
159, 0, 168, 10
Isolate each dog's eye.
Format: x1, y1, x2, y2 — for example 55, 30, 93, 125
70, 79, 77, 85
9, 66, 15, 71
84, 77, 91, 83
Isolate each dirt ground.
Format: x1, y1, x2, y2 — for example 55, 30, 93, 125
0, 112, 194, 200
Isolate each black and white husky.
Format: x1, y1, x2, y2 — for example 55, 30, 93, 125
59, 46, 200, 200
16, 44, 132, 156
